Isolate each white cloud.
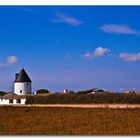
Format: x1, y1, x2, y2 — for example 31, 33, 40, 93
51, 13, 83, 26
94, 47, 110, 57
0, 56, 18, 67
83, 47, 110, 59
99, 24, 139, 35
119, 52, 140, 62
6, 56, 18, 65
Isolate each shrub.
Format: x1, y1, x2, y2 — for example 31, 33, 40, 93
76, 88, 104, 94
0, 91, 7, 96
36, 89, 49, 94
26, 92, 140, 104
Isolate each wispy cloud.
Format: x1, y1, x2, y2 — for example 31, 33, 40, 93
119, 52, 140, 62
99, 24, 139, 35
64, 54, 72, 59
4, 6, 39, 15
83, 47, 110, 59
0, 56, 18, 67
51, 13, 83, 26
16, 6, 39, 14
18, 7, 33, 12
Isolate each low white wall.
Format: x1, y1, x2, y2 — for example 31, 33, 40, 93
0, 99, 9, 104
0, 98, 26, 105
21, 99, 26, 104
13, 99, 16, 104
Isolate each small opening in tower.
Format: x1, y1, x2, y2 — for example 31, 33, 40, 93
20, 90, 22, 93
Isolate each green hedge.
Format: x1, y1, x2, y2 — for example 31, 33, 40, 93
0, 91, 7, 96
26, 93, 140, 104
36, 89, 49, 94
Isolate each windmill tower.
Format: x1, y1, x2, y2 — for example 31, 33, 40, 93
14, 68, 32, 95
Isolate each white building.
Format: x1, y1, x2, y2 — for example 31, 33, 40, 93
0, 68, 33, 105
0, 93, 26, 105
64, 89, 68, 94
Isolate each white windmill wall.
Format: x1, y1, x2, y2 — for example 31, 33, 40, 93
14, 82, 32, 95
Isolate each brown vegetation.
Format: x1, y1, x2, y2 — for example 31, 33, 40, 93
26, 93, 140, 104
0, 106, 140, 135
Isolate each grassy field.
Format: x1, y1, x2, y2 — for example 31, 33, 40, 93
0, 106, 140, 135
26, 93, 140, 104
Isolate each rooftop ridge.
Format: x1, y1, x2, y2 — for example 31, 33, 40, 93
14, 68, 32, 83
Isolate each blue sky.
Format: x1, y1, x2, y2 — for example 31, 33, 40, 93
0, 6, 140, 92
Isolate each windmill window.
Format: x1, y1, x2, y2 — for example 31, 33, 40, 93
20, 90, 22, 93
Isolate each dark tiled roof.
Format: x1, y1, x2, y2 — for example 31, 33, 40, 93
0, 93, 32, 99
1, 93, 16, 99
10, 95, 29, 99
14, 68, 32, 82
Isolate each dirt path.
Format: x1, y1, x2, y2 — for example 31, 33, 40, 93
1, 104, 140, 109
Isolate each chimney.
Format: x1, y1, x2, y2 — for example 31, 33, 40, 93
15, 73, 19, 80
